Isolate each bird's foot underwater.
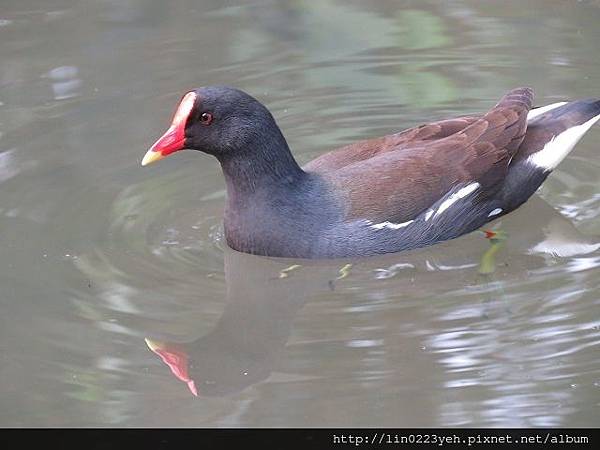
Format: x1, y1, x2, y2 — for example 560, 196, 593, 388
478, 229, 508, 275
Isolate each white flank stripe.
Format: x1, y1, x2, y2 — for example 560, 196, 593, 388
527, 114, 600, 170
527, 102, 567, 121
488, 208, 503, 217
424, 209, 434, 221
370, 220, 414, 230
434, 182, 480, 218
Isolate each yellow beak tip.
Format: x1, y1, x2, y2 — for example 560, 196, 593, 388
145, 338, 163, 352
141, 150, 165, 167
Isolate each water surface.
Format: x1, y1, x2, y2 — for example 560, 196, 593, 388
1, 0, 600, 427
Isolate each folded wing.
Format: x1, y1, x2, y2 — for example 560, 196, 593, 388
308, 87, 534, 224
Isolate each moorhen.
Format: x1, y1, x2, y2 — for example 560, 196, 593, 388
141, 87, 600, 259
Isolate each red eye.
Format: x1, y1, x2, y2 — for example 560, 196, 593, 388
200, 112, 213, 125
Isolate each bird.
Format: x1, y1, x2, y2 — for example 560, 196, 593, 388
141, 86, 600, 259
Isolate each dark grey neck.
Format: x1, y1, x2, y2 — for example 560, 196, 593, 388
216, 125, 339, 257
217, 129, 306, 200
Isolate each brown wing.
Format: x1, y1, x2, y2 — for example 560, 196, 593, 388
310, 87, 534, 223
304, 116, 479, 173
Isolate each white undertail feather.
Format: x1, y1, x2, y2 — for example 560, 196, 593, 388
527, 113, 600, 170
527, 102, 567, 121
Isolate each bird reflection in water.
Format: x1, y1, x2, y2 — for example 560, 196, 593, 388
144, 196, 599, 397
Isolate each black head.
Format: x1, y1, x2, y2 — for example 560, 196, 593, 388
142, 86, 284, 165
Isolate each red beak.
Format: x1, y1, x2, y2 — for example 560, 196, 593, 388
141, 91, 197, 166
145, 338, 198, 397
141, 125, 185, 166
